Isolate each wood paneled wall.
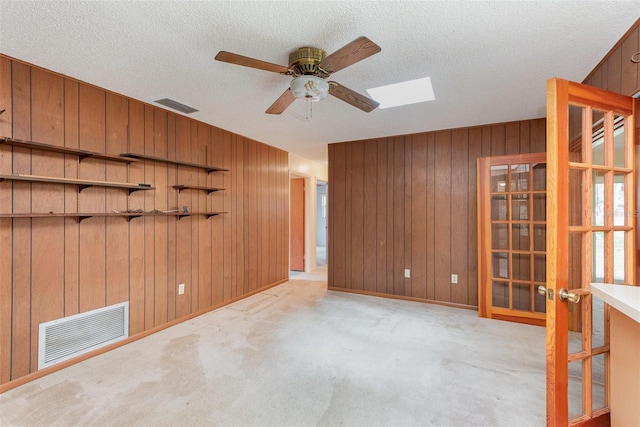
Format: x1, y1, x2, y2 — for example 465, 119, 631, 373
583, 18, 639, 97
328, 119, 546, 307
0, 55, 290, 386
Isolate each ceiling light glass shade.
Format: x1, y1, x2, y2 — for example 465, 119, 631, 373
290, 76, 329, 102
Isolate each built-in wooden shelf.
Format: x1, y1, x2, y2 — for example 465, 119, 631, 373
173, 185, 225, 194
0, 174, 155, 194
0, 136, 139, 163
120, 153, 228, 173
0, 211, 227, 223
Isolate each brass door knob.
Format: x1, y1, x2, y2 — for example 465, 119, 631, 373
559, 288, 580, 303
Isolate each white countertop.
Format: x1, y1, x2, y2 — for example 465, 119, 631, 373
591, 283, 640, 324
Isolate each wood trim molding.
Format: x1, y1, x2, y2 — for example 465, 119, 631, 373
327, 286, 478, 311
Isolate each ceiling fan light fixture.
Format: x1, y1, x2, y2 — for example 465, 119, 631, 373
290, 76, 329, 102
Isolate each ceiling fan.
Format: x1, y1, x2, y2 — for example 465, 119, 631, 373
215, 36, 381, 114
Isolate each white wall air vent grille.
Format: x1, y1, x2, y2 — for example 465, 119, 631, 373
38, 302, 129, 370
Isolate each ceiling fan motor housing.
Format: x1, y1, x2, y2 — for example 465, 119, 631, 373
288, 47, 330, 77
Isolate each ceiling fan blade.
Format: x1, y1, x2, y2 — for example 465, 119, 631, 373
215, 51, 290, 74
266, 88, 296, 114
329, 82, 379, 113
318, 36, 381, 74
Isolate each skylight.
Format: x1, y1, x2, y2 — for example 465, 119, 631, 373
366, 77, 435, 109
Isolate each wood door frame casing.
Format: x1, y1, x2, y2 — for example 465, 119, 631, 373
477, 152, 547, 326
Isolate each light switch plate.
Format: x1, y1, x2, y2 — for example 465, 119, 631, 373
178, 283, 185, 295
451, 274, 458, 284
404, 269, 411, 278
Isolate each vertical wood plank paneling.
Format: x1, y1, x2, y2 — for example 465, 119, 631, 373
0, 56, 12, 383
350, 141, 364, 290
451, 129, 469, 305
519, 121, 531, 153
403, 136, 412, 297
481, 126, 492, 157
246, 139, 258, 290
235, 136, 245, 295
606, 44, 622, 94
127, 100, 145, 336
601, 56, 609, 90
260, 143, 270, 287
375, 139, 387, 293
491, 124, 506, 156
327, 145, 334, 286
268, 146, 277, 287
229, 133, 238, 298
143, 105, 155, 329
505, 122, 520, 155
425, 133, 436, 300
222, 130, 233, 302
105, 93, 130, 307
189, 121, 200, 310
10, 61, 32, 379
255, 143, 263, 283
281, 149, 289, 281
174, 116, 192, 318
385, 139, 395, 294
29, 68, 65, 372
393, 137, 405, 295
277, 149, 284, 281
331, 143, 346, 287
197, 123, 212, 308
468, 128, 483, 306
434, 131, 452, 302
211, 127, 224, 305
63, 79, 80, 317
363, 140, 377, 292
411, 133, 427, 299
153, 109, 168, 326
344, 143, 352, 289
166, 113, 177, 322
77, 84, 107, 313
621, 27, 639, 95
590, 67, 602, 89
530, 118, 546, 153
0, 56, 12, 140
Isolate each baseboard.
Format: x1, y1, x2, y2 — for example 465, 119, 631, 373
327, 286, 478, 311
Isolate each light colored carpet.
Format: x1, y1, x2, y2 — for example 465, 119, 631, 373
1, 275, 547, 426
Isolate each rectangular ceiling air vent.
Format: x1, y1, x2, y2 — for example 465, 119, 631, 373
155, 98, 199, 114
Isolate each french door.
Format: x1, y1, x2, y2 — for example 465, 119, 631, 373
478, 153, 547, 326
546, 78, 635, 426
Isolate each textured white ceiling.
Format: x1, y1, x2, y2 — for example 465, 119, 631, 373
1, 1, 638, 164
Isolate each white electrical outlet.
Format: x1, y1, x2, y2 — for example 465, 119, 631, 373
404, 269, 411, 278
451, 274, 458, 284
178, 283, 185, 295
